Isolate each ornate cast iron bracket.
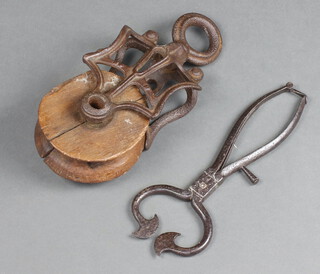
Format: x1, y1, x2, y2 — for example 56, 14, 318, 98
81, 13, 222, 149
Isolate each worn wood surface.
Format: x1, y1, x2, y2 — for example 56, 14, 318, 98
35, 71, 149, 183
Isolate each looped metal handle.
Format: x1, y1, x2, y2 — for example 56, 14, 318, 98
216, 83, 307, 178
172, 13, 223, 66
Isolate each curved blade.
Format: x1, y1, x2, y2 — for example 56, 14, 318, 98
154, 232, 181, 255
131, 185, 192, 239
153, 197, 213, 257
132, 214, 159, 239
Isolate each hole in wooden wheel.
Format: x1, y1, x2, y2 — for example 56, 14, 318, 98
89, 97, 105, 109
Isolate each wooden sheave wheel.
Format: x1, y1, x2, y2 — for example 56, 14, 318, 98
35, 71, 149, 183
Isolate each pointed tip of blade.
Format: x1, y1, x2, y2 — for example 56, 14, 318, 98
132, 230, 148, 239
155, 248, 162, 256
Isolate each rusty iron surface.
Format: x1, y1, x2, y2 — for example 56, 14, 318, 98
80, 13, 222, 149
131, 83, 307, 257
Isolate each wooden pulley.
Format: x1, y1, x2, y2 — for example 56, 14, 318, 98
35, 13, 223, 183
